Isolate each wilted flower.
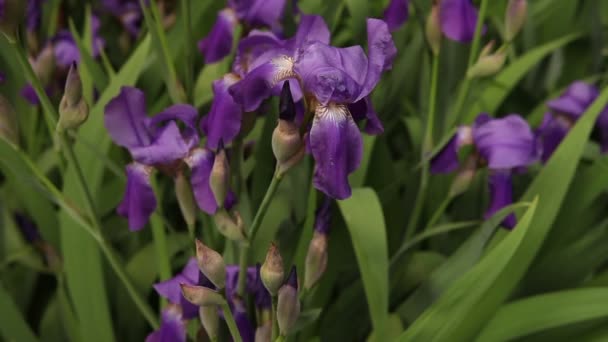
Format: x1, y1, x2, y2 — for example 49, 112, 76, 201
431, 114, 537, 228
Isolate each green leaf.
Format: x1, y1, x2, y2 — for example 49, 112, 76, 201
463, 33, 581, 123
476, 288, 608, 341
338, 188, 388, 340
59, 36, 152, 342
398, 198, 539, 341
0, 282, 38, 342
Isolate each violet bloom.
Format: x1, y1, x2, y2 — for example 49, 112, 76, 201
383, 0, 409, 31
198, 0, 287, 64
53, 15, 105, 67
439, 0, 480, 42
101, 0, 142, 37
27, 0, 46, 32
145, 306, 186, 342
231, 17, 396, 199
105, 87, 200, 230
154, 259, 268, 341
431, 114, 537, 228
537, 81, 608, 161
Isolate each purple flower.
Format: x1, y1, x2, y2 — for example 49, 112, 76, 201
198, 0, 287, 64
105, 87, 200, 229
383, 0, 409, 31
200, 74, 243, 149
53, 16, 105, 67
101, 0, 142, 36
536, 113, 572, 162
27, 0, 46, 32
431, 114, 537, 228
145, 306, 186, 342
439, 0, 480, 42
313, 197, 332, 234
14, 213, 41, 243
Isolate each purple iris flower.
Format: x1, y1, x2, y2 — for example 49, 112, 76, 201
53, 15, 105, 67
200, 74, 243, 150
431, 114, 537, 228
383, 0, 409, 31
145, 306, 187, 342
101, 0, 142, 37
230, 17, 396, 199
105, 87, 200, 230
536, 81, 608, 160
439, 0, 481, 42
154, 259, 268, 340
27, 0, 46, 32
198, 0, 287, 64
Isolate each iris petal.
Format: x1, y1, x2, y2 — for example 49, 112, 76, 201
117, 163, 157, 231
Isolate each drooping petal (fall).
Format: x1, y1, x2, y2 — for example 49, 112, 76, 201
117, 163, 157, 231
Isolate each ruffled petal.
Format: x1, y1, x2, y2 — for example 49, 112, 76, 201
148, 104, 200, 150
485, 170, 516, 229
117, 163, 157, 231
310, 104, 362, 199
292, 15, 331, 47
198, 9, 239, 64
145, 307, 186, 342
348, 96, 384, 135
383, 0, 409, 31
104, 86, 152, 149
187, 148, 220, 214
233, 30, 287, 76
547, 81, 598, 119
439, 0, 480, 42
201, 74, 243, 150
473, 114, 537, 169
130, 121, 191, 165
360, 19, 397, 100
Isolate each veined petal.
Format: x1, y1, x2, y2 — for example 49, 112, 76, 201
473, 114, 537, 169
104, 86, 152, 149
187, 148, 219, 214
439, 0, 480, 42
383, 0, 409, 31
117, 163, 157, 231
201, 74, 243, 150
485, 170, 516, 229
310, 104, 362, 199
130, 121, 191, 165
229, 56, 296, 112
198, 9, 239, 64
148, 104, 200, 150
145, 307, 186, 342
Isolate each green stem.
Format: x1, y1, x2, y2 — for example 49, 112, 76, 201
180, 0, 194, 103
222, 302, 243, 342
405, 53, 440, 240
271, 295, 279, 341
423, 195, 452, 233
150, 181, 172, 309
445, 0, 489, 129
236, 245, 249, 296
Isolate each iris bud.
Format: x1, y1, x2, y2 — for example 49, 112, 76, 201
180, 284, 225, 306
505, 0, 527, 42
272, 82, 304, 177
175, 172, 196, 227
466, 41, 506, 79
34, 45, 56, 86
199, 306, 219, 340
210, 144, 230, 208
213, 209, 247, 242
0, 0, 25, 42
57, 63, 89, 133
425, 4, 441, 56
260, 243, 284, 296
277, 267, 300, 336
449, 154, 478, 197
195, 239, 226, 289
0, 94, 18, 145
304, 231, 328, 290
255, 322, 272, 342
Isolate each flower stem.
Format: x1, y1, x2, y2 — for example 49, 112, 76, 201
271, 295, 279, 341
236, 244, 249, 296
445, 0, 489, 130
405, 53, 440, 240
151, 181, 172, 284
221, 302, 243, 342
423, 195, 453, 232
180, 0, 194, 103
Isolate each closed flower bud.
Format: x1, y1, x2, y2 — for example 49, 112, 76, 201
195, 239, 226, 289
0, 0, 25, 42
449, 154, 478, 197
199, 306, 219, 340
505, 0, 527, 42
175, 172, 196, 227
255, 322, 272, 342
34, 45, 56, 86
277, 267, 300, 336
260, 243, 284, 296
466, 42, 506, 79
180, 283, 225, 306
0, 94, 18, 145
213, 209, 247, 242
426, 4, 441, 55
304, 231, 328, 290
210, 144, 230, 208
273, 82, 304, 177
57, 63, 89, 133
